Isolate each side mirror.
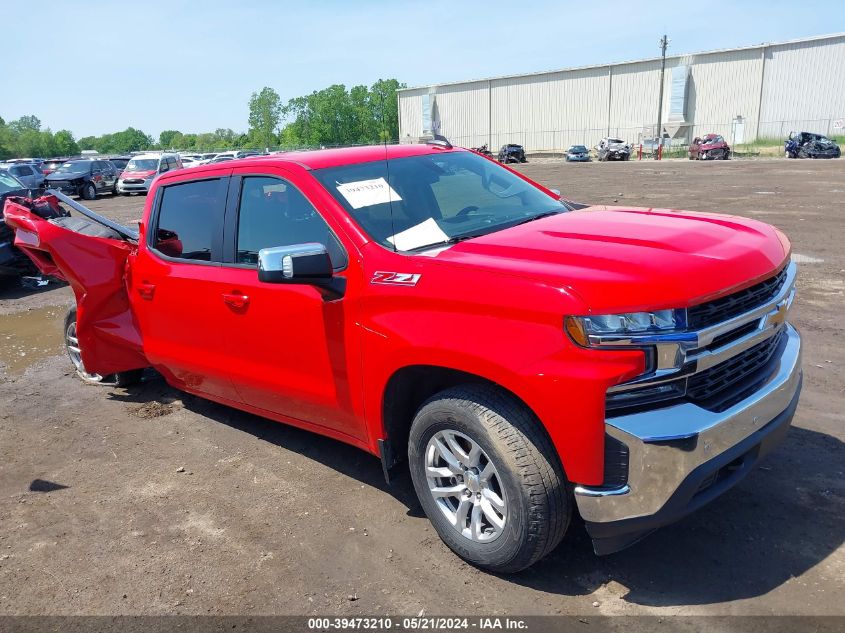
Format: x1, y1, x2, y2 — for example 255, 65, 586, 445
258, 243, 333, 284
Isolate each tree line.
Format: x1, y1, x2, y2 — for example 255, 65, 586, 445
0, 78, 405, 160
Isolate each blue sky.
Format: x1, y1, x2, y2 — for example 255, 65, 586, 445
4, 0, 843, 138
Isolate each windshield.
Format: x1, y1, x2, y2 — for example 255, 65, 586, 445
704, 135, 724, 143
314, 150, 565, 252
126, 158, 158, 171
56, 161, 91, 173
0, 171, 26, 193
570, 146, 587, 152
608, 138, 625, 145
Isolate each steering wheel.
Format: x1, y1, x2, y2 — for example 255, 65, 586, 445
455, 205, 479, 218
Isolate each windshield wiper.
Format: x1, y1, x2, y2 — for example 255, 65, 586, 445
511, 210, 565, 226
405, 210, 565, 253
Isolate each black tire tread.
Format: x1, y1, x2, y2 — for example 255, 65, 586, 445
64, 307, 143, 387
413, 384, 570, 572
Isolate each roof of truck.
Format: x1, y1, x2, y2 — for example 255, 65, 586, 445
229, 144, 464, 171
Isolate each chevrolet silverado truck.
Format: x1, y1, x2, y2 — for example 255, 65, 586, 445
3, 142, 802, 573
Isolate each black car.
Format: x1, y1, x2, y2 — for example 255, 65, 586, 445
44, 158, 119, 199
0, 170, 35, 278
784, 132, 841, 159
565, 145, 591, 162
498, 144, 527, 164
107, 156, 131, 175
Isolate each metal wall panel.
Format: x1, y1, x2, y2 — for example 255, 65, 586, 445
398, 33, 845, 150
759, 34, 845, 138
489, 66, 610, 151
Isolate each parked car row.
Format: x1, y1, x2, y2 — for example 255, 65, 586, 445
560, 130, 839, 163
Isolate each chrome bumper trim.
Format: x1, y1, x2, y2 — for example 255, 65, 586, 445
574, 323, 801, 524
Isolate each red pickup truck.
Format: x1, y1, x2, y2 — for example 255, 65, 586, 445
3, 142, 801, 572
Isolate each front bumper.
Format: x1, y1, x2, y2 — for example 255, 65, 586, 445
117, 179, 152, 193
574, 323, 802, 554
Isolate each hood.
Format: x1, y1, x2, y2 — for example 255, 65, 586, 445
700, 140, 728, 149
120, 170, 156, 179
427, 207, 788, 314
47, 170, 87, 180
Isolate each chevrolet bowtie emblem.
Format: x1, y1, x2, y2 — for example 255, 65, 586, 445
767, 299, 788, 327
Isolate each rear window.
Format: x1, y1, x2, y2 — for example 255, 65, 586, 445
153, 178, 227, 261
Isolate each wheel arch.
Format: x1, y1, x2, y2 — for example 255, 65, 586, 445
379, 364, 563, 481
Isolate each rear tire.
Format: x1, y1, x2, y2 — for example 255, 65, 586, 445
408, 384, 570, 573
64, 307, 143, 387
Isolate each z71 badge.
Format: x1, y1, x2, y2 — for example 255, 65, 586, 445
371, 271, 421, 286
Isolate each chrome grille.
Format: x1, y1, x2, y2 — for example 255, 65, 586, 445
688, 264, 789, 329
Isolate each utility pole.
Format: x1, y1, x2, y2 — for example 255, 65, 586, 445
655, 34, 669, 159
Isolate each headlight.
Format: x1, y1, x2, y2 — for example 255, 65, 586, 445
565, 309, 683, 347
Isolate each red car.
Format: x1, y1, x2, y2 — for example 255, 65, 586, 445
3, 143, 801, 572
689, 134, 731, 160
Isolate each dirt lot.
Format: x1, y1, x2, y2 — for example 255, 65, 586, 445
1, 159, 843, 617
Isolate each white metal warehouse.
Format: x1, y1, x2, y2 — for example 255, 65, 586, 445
398, 32, 845, 152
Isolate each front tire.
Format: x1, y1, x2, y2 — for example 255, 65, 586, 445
408, 385, 570, 573
80, 182, 96, 200
64, 307, 143, 387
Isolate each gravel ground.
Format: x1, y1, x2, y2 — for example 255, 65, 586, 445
0, 158, 843, 617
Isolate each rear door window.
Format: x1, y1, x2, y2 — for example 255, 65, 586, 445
152, 178, 228, 262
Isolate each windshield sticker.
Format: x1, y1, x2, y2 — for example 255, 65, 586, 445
336, 177, 402, 209
387, 218, 448, 251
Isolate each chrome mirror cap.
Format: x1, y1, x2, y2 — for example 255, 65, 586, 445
257, 243, 332, 284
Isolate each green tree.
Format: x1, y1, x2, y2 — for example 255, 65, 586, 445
9, 115, 41, 134
0, 116, 10, 160
16, 129, 46, 157
248, 87, 282, 149
109, 128, 154, 153
53, 130, 80, 156
277, 78, 405, 148
159, 130, 182, 148
77, 136, 97, 151
370, 78, 404, 142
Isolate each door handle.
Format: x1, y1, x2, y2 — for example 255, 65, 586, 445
137, 282, 156, 300
222, 293, 250, 309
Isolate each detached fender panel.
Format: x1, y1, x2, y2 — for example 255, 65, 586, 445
3, 197, 147, 375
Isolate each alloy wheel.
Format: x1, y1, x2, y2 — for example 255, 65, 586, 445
424, 430, 507, 543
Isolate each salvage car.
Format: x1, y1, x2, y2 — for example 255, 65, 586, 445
117, 153, 182, 195
4, 143, 802, 572
3, 162, 45, 190
689, 134, 730, 160
41, 159, 67, 175
44, 159, 118, 199
497, 144, 527, 163
0, 171, 69, 279
0, 170, 32, 278
596, 137, 631, 161
784, 132, 841, 159
565, 145, 591, 162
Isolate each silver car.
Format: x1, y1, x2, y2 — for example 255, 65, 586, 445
1, 162, 45, 190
